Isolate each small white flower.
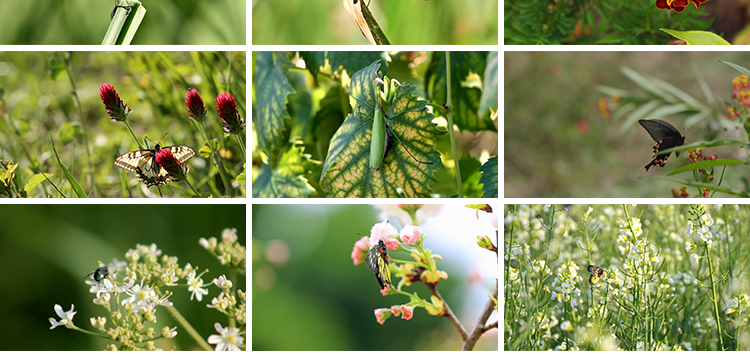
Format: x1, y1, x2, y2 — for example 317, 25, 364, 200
699, 226, 712, 242
213, 275, 233, 290
561, 320, 573, 331
49, 304, 76, 330
207, 322, 244, 351
187, 270, 209, 302
701, 214, 714, 227
685, 241, 694, 252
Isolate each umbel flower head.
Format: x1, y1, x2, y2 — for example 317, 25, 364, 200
99, 83, 132, 122
215, 92, 245, 135
154, 148, 188, 182
186, 88, 207, 122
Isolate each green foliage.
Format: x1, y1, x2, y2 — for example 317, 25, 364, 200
505, 0, 712, 44
252, 0, 497, 45
661, 28, 731, 45
251, 51, 498, 198
0, 0, 244, 44
478, 156, 498, 198
0, 52, 247, 198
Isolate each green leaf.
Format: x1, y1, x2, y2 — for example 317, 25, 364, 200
718, 60, 750, 76
253, 52, 295, 155
50, 137, 85, 198
657, 140, 746, 156
327, 51, 388, 77
667, 159, 748, 176
660, 29, 731, 45
24, 173, 52, 194
252, 144, 316, 198
478, 156, 498, 198
320, 61, 444, 197
199, 146, 212, 158
479, 52, 498, 119
49, 58, 65, 80
425, 52, 495, 132
236, 163, 246, 185
651, 176, 750, 197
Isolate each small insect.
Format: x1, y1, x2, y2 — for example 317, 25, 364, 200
365, 240, 393, 290
587, 265, 604, 285
85, 265, 110, 284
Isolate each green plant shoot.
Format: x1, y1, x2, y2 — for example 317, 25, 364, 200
370, 81, 386, 169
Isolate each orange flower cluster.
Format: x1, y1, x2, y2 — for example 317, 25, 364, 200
655, 0, 705, 13
731, 75, 750, 116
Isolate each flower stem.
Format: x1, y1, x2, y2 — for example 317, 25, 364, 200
444, 52, 463, 197
164, 305, 211, 351
235, 134, 246, 161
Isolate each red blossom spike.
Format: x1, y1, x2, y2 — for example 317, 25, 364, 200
215, 92, 245, 135
100, 83, 132, 122
154, 148, 187, 182
186, 88, 206, 122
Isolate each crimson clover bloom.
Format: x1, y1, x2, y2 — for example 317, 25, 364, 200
100, 83, 132, 122
186, 88, 206, 122
655, 0, 705, 12
215, 92, 245, 135
154, 148, 188, 182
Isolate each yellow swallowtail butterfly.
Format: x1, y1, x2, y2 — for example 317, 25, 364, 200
365, 240, 392, 290
114, 144, 195, 187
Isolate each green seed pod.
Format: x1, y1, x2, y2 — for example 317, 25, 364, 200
370, 93, 386, 169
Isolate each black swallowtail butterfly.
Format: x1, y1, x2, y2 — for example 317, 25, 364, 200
638, 119, 685, 171
587, 264, 604, 285
365, 240, 392, 290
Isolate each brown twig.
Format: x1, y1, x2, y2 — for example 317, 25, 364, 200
462, 279, 499, 350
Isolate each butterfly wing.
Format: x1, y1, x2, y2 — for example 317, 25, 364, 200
161, 145, 196, 164
114, 145, 195, 187
365, 240, 392, 289
638, 119, 686, 171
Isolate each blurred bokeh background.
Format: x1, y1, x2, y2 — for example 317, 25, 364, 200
251, 0, 498, 45
0, 0, 245, 44
0, 204, 246, 350
251, 204, 498, 350
505, 51, 750, 198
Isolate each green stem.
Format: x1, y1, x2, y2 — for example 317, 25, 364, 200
197, 122, 232, 196
62, 52, 97, 197
183, 178, 201, 196
444, 52, 463, 197
235, 134, 246, 161
164, 305, 212, 351
706, 242, 725, 350
122, 121, 143, 149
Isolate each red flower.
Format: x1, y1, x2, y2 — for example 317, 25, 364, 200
154, 148, 187, 182
215, 93, 245, 135
100, 83, 132, 122
186, 89, 206, 122
655, 0, 704, 12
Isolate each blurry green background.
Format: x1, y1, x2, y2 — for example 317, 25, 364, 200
0, 0, 245, 44
505, 51, 750, 198
0, 52, 246, 198
0, 204, 246, 350
252, 204, 498, 350
252, 0, 498, 45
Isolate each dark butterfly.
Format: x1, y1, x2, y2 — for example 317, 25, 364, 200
365, 240, 393, 290
638, 119, 685, 171
587, 264, 604, 285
